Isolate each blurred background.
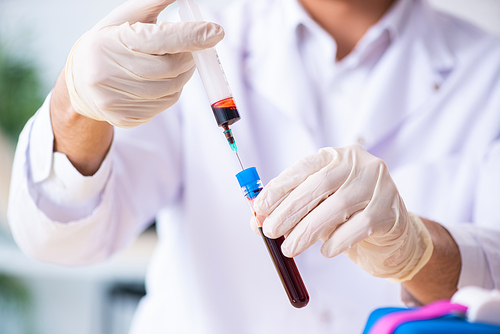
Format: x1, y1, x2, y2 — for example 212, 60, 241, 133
0, 0, 499, 333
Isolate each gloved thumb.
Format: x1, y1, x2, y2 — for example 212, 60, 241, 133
249, 214, 267, 236
94, 0, 176, 30
250, 217, 261, 236
118, 21, 224, 54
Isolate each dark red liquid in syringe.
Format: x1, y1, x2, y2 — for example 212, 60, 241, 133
211, 97, 240, 127
259, 227, 309, 308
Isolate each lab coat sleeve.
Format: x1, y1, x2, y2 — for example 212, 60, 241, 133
8, 93, 183, 265
398, 222, 495, 306
401, 140, 500, 306
443, 224, 495, 289
444, 139, 500, 291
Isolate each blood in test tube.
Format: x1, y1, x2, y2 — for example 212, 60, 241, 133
258, 226, 309, 308
236, 167, 310, 308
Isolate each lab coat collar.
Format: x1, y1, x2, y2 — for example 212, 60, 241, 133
353, 0, 455, 151
381, 0, 413, 41
284, 0, 411, 60
244, 0, 334, 145
244, 0, 455, 150
391, 0, 455, 72
284, 0, 408, 42
244, 1, 319, 139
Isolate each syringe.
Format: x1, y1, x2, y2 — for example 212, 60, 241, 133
177, 0, 241, 159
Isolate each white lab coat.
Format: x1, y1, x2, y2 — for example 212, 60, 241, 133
8, 0, 500, 333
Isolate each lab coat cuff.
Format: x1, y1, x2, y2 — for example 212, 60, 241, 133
39, 148, 113, 207
29, 92, 54, 183
444, 223, 494, 289
28, 91, 114, 208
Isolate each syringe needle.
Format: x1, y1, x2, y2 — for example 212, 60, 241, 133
236, 152, 244, 170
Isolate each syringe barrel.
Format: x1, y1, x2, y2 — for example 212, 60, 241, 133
192, 50, 233, 104
178, 0, 233, 105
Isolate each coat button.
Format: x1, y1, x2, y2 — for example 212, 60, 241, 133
357, 137, 365, 145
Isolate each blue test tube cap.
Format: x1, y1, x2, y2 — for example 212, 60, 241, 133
236, 167, 262, 199
236, 167, 260, 187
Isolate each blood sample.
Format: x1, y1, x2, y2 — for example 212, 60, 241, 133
211, 97, 240, 127
212, 98, 240, 152
236, 167, 310, 308
179, 0, 308, 306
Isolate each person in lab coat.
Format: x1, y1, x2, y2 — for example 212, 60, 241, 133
8, 0, 500, 332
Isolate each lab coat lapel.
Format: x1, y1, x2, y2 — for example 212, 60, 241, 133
243, 0, 455, 153
245, 22, 319, 143
357, 1, 455, 151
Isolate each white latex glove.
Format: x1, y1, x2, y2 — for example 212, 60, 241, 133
65, 0, 224, 128
253, 146, 434, 282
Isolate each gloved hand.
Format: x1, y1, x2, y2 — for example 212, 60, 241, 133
65, 0, 224, 128
253, 146, 434, 282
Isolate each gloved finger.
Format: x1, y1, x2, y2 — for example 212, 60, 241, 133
320, 160, 401, 257
254, 148, 340, 216
279, 188, 370, 257
127, 52, 195, 80
77, 27, 196, 80
319, 210, 374, 258
98, 66, 196, 100
119, 21, 224, 55
97, 90, 183, 128
261, 150, 352, 239
95, 0, 176, 30
250, 213, 267, 236
250, 217, 261, 236
319, 191, 402, 258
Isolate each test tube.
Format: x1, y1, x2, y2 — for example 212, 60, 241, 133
236, 167, 310, 308
177, 0, 240, 151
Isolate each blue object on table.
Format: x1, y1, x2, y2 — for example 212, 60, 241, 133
363, 307, 500, 334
